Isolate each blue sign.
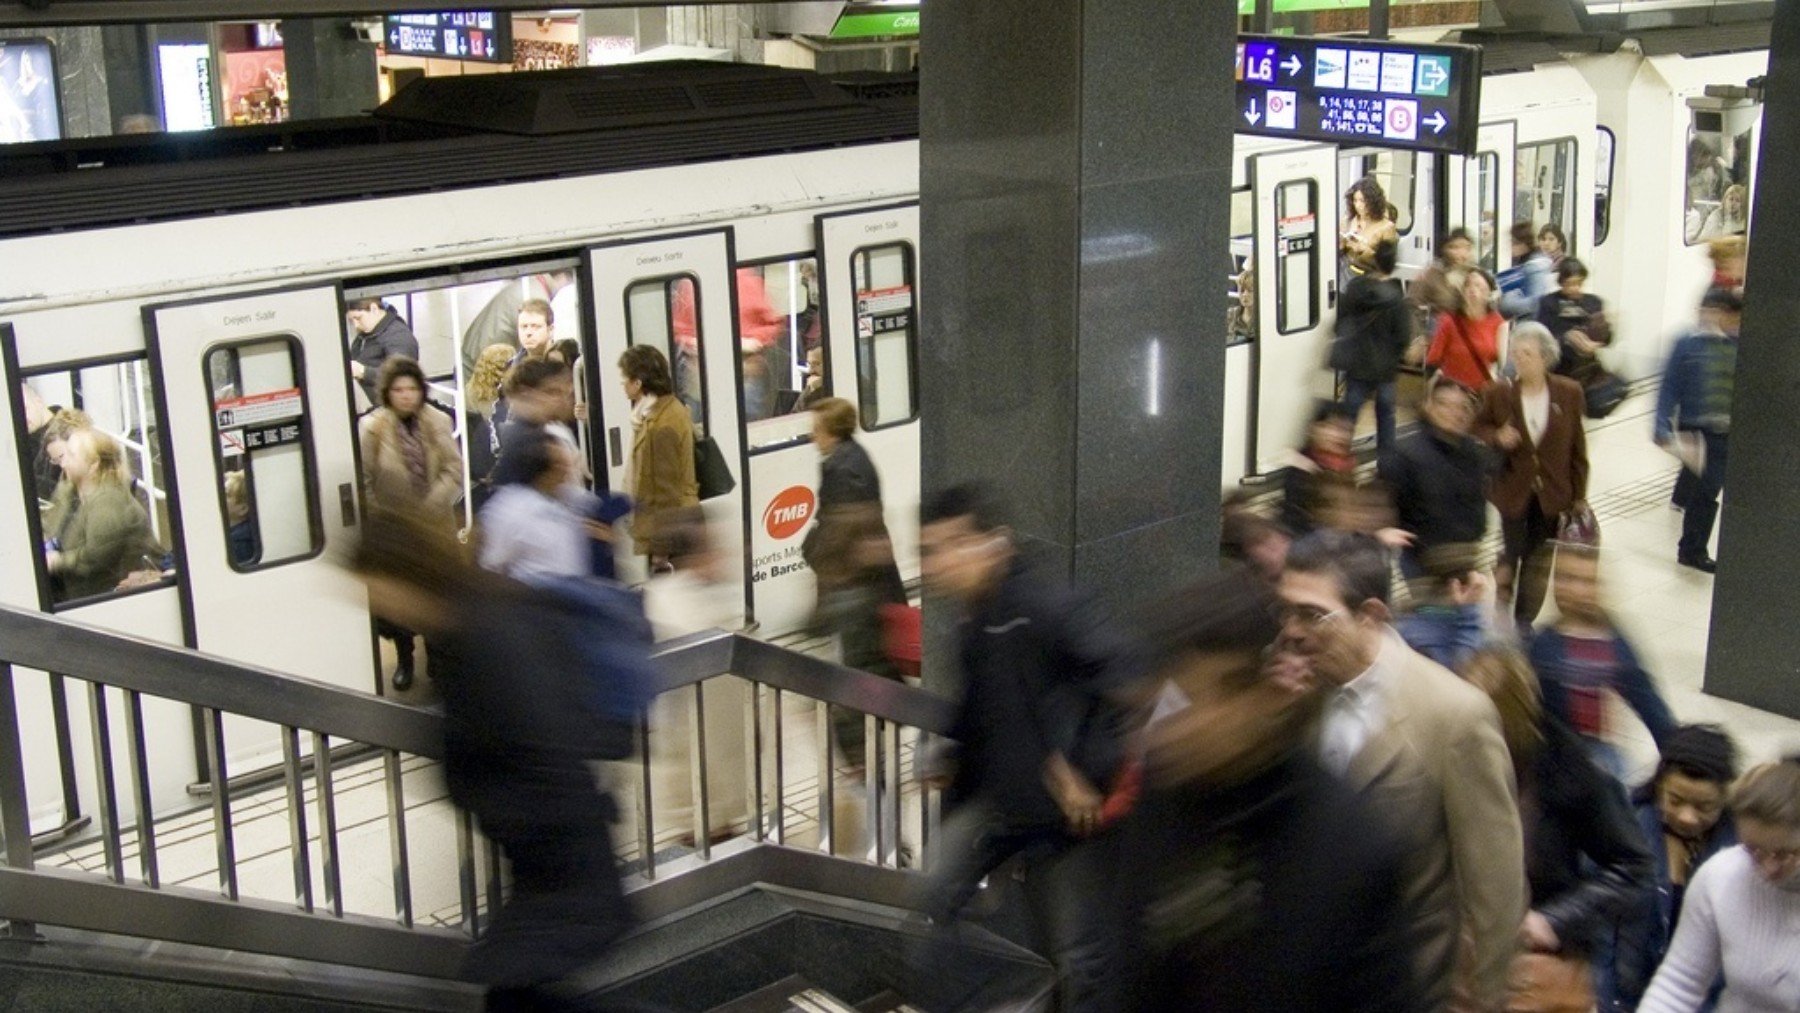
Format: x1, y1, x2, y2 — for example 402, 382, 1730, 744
1235, 34, 1482, 156
384, 11, 513, 63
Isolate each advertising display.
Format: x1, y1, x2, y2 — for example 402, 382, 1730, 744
157, 43, 217, 132
1235, 33, 1482, 156
0, 38, 61, 144
384, 12, 512, 63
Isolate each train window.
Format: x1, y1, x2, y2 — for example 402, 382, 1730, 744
1683, 112, 1751, 245
1274, 180, 1319, 335
625, 275, 707, 432
1516, 138, 1578, 256
1476, 152, 1501, 272
1341, 151, 1417, 235
849, 243, 919, 430
14, 357, 176, 608
204, 337, 323, 571
739, 256, 823, 451
1595, 127, 1616, 247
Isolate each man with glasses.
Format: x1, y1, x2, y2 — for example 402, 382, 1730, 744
1277, 529, 1524, 1012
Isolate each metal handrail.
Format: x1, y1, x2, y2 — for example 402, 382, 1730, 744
0, 602, 950, 980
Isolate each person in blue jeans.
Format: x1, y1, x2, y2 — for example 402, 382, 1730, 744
1334, 239, 1414, 460
1654, 289, 1740, 574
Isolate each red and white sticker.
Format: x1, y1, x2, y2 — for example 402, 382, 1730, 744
214, 387, 303, 429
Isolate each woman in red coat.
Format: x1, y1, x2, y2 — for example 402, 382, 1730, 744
1473, 321, 1589, 628
1428, 268, 1506, 391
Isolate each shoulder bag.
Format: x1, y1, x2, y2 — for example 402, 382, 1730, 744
694, 434, 736, 500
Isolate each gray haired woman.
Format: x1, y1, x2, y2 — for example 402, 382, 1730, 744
1473, 321, 1591, 627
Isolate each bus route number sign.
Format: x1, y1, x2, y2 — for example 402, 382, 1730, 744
1235, 34, 1482, 156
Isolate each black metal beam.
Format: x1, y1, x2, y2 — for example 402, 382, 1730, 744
0, 1, 788, 29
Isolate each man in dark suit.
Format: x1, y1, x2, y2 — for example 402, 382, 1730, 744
1278, 530, 1527, 1011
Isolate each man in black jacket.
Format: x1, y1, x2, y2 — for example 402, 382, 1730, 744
1334, 239, 1413, 459
913, 484, 1132, 1012
1379, 381, 1496, 576
347, 297, 420, 410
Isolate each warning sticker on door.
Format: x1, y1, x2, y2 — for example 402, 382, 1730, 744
214, 388, 303, 430
855, 285, 913, 339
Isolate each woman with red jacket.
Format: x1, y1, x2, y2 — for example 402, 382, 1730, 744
1428, 268, 1506, 391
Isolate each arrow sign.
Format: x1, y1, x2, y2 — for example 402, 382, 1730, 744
1245, 99, 1262, 126
1419, 60, 1450, 93
1283, 54, 1304, 77
1425, 110, 1448, 134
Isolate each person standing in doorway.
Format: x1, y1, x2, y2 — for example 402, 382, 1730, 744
1334, 238, 1413, 459
618, 345, 698, 573
347, 297, 420, 411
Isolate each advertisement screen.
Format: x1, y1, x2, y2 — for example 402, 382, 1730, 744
158, 43, 217, 132
0, 38, 62, 144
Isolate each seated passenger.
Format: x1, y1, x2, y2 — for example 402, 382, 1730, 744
1638, 758, 1800, 1012
1613, 725, 1740, 1012
35, 407, 92, 530
1462, 647, 1654, 1013
1529, 545, 1677, 780
224, 470, 257, 566
45, 428, 160, 602
1536, 258, 1612, 384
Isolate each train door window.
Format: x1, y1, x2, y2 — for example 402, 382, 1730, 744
1228, 187, 1255, 346
349, 262, 585, 526
1341, 150, 1417, 235
739, 255, 822, 450
1595, 127, 1616, 246
1476, 152, 1501, 271
1274, 180, 1320, 335
1683, 111, 1750, 245
849, 243, 918, 430
1516, 138, 1578, 255
13, 357, 176, 607
204, 338, 322, 571
625, 275, 706, 430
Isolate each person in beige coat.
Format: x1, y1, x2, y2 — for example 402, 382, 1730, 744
359, 356, 463, 689
1277, 529, 1527, 1012
617, 345, 698, 570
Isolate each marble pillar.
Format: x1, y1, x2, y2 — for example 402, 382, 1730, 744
920, 0, 1239, 618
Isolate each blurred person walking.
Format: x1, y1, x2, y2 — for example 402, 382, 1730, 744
1638, 758, 1800, 1012
1529, 545, 1677, 780
1393, 543, 1494, 672
1276, 530, 1526, 1011
1461, 647, 1654, 1013
1333, 238, 1414, 458
1120, 573, 1426, 1012
1279, 406, 1358, 540
1654, 289, 1740, 574
1380, 381, 1496, 576
913, 484, 1133, 1012
1613, 725, 1741, 1011
350, 513, 640, 1013
618, 346, 697, 573
1473, 322, 1590, 628
359, 357, 464, 690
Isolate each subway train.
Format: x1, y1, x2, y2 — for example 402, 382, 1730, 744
0, 35, 1767, 837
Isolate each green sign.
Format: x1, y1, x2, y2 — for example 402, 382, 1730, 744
830, 10, 920, 40
1237, 0, 1374, 12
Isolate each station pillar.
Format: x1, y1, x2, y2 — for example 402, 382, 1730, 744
1707, 0, 1800, 720
281, 20, 379, 120
919, 0, 1239, 617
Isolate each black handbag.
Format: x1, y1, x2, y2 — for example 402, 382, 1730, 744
694, 435, 736, 500
1583, 370, 1628, 420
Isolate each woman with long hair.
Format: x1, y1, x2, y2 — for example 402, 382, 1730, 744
1427, 267, 1506, 391
45, 427, 160, 601
1341, 175, 1399, 280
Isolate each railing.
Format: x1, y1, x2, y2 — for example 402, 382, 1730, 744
0, 604, 952, 980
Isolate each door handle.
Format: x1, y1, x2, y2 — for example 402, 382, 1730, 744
339, 483, 357, 528
608, 427, 623, 469
1327, 280, 1338, 310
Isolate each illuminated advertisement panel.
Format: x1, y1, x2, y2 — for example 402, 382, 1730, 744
0, 38, 61, 144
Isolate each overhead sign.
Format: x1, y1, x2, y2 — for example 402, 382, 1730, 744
384, 11, 511, 63
1236, 0, 1383, 12
1235, 34, 1482, 156
830, 8, 920, 40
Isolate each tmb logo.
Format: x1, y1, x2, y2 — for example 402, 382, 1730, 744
763, 486, 816, 541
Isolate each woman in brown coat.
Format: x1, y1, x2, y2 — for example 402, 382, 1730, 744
358, 356, 463, 687
1474, 321, 1589, 628
618, 345, 698, 571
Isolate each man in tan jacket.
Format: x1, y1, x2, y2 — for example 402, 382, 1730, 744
1276, 529, 1526, 1011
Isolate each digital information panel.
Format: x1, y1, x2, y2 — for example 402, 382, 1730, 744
384, 12, 512, 63
1235, 34, 1482, 156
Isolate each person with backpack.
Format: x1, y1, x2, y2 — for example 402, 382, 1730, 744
1333, 238, 1413, 459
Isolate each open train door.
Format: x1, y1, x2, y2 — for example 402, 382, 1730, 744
146, 286, 376, 771
586, 229, 748, 626
1250, 145, 1338, 474
814, 203, 921, 600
